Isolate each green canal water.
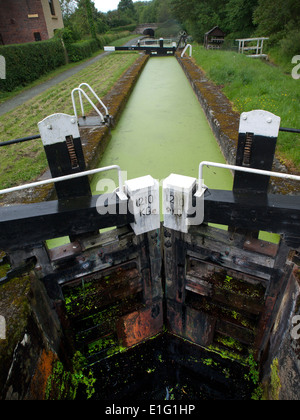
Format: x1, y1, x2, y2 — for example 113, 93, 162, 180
90, 56, 232, 194
48, 56, 278, 247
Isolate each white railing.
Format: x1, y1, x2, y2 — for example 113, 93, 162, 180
0, 165, 127, 201
196, 161, 300, 196
181, 44, 192, 58
71, 83, 109, 123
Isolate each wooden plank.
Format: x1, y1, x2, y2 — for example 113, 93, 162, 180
254, 241, 293, 360
186, 275, 213, 297
186, 277, 264, 315
186, 246, 274, 282
0, 193, 134, 251
216, 319, 254, 345
202, 190, 300, 240
243, 238, 278, 258
1, 189, 298, 251
63, 267, 143, 320
166, 300, 216, 347
116, 301, 163, 347
164, 229, 186, 303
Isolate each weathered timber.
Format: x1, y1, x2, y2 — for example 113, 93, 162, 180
163, 211, 298, 362
203, 190, 300, 247
43, 224, 164, 363
0, 193, 133, 251
1, 186, 298, 252
233, 133, 277, 194
254, 240, 293, 360
111, 46, 176, 56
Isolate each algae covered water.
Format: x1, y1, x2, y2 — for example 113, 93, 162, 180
90, 56, 278, 243
47, 55, 278, 248
48, 56, 233, 249
91, 57, 233, 194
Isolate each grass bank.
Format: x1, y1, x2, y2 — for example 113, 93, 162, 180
192, 45, 300, 172
0, 52, 139, 190
0, 34, 138, 105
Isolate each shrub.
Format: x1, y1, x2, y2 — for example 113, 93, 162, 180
0, 39, 66, 92
280, 28, 300, 59
66, 38, 99, 62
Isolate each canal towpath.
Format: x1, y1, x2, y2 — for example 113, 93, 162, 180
0, 38, 140, 117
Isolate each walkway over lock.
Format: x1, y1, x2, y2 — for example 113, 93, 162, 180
135, 23, 159, 35
0, 108, 299, 376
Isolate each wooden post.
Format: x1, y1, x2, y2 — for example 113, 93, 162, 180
233, 110, 281, 193
38, 113, 91, 200
230, 110, 280, 237
254, 239, 293, 361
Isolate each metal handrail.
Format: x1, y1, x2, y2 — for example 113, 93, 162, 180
181, 44, 192, 57
71, 88, 105, 123
0, 165, 127, 200
196, 161, 300, 196
78, 83, 109, 118
71, 83, 109, 123
0, 126, 299, 148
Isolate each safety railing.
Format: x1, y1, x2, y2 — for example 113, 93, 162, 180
0, 165, 127, 201
196, 161, 300, 196
181, 44, 192, 58
71, 83, 109, 125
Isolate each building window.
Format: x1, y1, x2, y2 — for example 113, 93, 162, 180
49, 0, 56, 16
34, 32, 42, 42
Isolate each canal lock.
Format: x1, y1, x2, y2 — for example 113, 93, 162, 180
0, 50, 299, 400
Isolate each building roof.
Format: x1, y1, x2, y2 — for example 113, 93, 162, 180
205, 26, 225, 36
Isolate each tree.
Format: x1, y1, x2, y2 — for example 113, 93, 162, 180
171, 0, 228, 42
118, 0, 135, 13
84, 0, 98, 40
224, 0, 258, 37
253, 0, 300, 46
59, 0, 77, 18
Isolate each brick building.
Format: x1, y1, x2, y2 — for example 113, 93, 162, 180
0, 0, 64, 45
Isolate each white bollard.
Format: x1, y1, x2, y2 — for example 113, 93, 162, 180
125, 175, 160, 235
163, 173, 197, 233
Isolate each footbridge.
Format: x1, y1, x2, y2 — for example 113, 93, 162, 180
135, 23, 159, 36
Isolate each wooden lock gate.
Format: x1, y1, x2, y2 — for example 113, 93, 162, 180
0, 110, 299, 367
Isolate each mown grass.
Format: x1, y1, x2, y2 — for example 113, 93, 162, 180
0, 34, 138, 105
0, 52, 139, 189
192, 45, 300, 172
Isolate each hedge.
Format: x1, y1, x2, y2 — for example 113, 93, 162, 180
66, 38, 99, 62
0, 31, 132, 92
66, 31, 131, 62
0, 39, 66, 92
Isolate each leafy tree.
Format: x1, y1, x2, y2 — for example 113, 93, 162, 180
224, 0, 258, 37
61, 0, 108, 37
118, 0, 135, 13
59, 0, 77, 18
85, 0, 98, 40
171, 0, 228, 42
253, 0, 300, 44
